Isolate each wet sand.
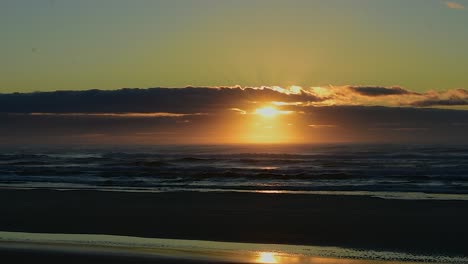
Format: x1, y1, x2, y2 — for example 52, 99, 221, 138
2, 189, 468, 257
0, 243, 437, 264
0, 246, 210, 264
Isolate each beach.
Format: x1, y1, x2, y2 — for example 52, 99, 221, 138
0, 245, 211, 264
2, 189, 468, 262
4, 0, 468, 262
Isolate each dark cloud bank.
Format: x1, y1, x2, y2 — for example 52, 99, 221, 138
0, 87, 320, 114
348, 86, 418, 96
1, 87, 468, 145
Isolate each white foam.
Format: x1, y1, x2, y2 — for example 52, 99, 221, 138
1, 184, 468, 201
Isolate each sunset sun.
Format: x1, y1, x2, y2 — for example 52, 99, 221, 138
255, 106, 291, 118
255, 107, 280, 118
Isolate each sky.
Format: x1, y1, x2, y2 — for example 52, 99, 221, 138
1, 0, 468, 93
2, 0, 468, 145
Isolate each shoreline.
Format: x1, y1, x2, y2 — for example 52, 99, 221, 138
2, 231, 466, 263
3, 189, 468, 257
2, 185, 468, 201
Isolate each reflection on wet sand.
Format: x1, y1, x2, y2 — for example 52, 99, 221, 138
253, 251, 409, 264
0, 231, 466, 264
256, 252, 278, 263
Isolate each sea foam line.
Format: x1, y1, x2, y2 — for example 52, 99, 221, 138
1, 184, 468, 201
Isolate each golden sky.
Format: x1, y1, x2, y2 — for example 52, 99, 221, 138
1, 0, 468, 93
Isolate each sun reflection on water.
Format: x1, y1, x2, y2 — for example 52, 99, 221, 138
257, 252, 279, 263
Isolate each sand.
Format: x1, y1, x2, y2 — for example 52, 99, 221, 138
2, 189, 468, 261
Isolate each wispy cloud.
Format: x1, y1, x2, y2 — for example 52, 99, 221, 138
445, 1, 465, 9
26, 112, 204, 117
308, 124, 337, 129
305, 86, 468, 108
348, 86, 419, 96
228, 108, 247, 115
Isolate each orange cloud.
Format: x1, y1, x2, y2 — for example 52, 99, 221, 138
445, 1, 465, 9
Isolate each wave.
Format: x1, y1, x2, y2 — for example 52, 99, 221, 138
1, 144, 468, 197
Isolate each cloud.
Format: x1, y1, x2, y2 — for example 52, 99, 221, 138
445, 1, 465, 9
410, 98, 468, 107
307, 86, 468, 108
228, 108, 247, 115
1, 86, 468, 145
307, 124, 337, 128
0, 86, 321, 114
302, 85, 425, 107
409, 89, 468, 107
2, 98, 468, 144
347, 86, 418, 97
3, 86, 468, 114
26, 112, 204, 117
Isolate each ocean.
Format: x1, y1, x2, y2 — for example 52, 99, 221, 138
2, 144, 468, 200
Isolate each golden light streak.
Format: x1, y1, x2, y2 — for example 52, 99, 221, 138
272, 101, 303, 106
308, 124, 337, 128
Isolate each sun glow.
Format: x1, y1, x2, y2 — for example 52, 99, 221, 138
256, 252, 278, 263
256, 107, 280, 117
236, 105, 298, 143
255, 106, 292, 118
